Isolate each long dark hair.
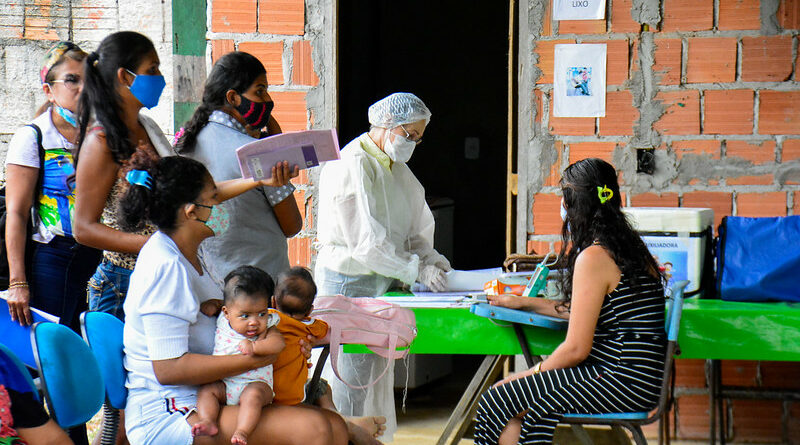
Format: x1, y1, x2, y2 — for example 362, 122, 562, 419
557, 158, 662, 308
175, 51, 266, 153
76, 31, 156, 166
118, 153, 211, 233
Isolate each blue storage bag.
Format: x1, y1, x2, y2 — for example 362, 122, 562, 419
716, 215, 800, 302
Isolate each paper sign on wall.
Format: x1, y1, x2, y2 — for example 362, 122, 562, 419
553, 43, 606, 117
553, 0, 606, 20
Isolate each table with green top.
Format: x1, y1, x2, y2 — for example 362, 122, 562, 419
349, 298, 800, 444
349, 298, 800, 359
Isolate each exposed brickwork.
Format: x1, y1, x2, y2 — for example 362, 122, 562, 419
652, 38, 682, 85
731, 400, 784, 442
532, 193, 563, 235
258, 0, 305, 35
534, 39, 574, 85
237, 42, 285, 85
703, 90, 754, 135
543, 141, 563, 187
207, 0, 321, 268
682, 191, 732, 231
737, 192, 787, 216
558, 19, 606, 35
654, 90, 701, 135
211, 0, 257, 33
778, 0, 800, 29
585, 39, 628, 85
292, 40, 319, 86
631, 192, 679, 207
796, 191, 800, 215
673, 140, 721, 159
741, 36, 794, 82
783, 139, 800, 161
211, 39, 235, 63
662, 0, 714, 32
548, 95, 595, 135
598, 90, 636, 135
610, 0, 640, 33
686, 38, 737, 84
568, 142, 616, 164
758, 91, 800, 134
726, 140, 776, 164
718, 0, 762, 30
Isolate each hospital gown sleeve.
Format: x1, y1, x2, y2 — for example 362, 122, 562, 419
407, 197, 451, 271
333, 160, 421, 285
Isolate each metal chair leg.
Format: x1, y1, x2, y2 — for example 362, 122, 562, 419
629, 425, 647, 445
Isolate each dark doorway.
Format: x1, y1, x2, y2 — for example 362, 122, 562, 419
337, 1, 509, 270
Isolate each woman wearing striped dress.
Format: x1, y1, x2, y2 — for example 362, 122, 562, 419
476, 158, 666, 445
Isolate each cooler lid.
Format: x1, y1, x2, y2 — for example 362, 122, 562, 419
623, 207, 714, 233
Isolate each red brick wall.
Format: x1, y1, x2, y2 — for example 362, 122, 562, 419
528, 0, 799, 253
527, 0, 800, 441
209, 0, 318, 268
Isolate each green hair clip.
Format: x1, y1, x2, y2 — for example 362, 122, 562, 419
597, 185, 613, 204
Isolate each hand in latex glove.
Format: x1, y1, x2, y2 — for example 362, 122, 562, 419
418, 265, 448, 292
434, 256, 452, 272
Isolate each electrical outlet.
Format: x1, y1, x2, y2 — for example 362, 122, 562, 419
637, 148, 655, 174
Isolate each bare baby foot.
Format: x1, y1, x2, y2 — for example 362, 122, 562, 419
231, 430, 249, 445
348, 416, 387, 445
191, 419, 219, 437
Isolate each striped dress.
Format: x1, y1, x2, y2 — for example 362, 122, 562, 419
474, 272, 666, 445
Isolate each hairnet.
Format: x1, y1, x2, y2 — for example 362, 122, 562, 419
368, 93, 431, 129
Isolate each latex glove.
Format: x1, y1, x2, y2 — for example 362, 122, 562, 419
418, 265, 448, 292
434, 256, 452, 272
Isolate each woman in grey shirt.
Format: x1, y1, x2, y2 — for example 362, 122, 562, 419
175, 51, 302, 281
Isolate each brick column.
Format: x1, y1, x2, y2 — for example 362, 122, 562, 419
208, 0, 325, 268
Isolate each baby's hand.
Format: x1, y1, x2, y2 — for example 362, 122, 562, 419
238, 340, 255, 355
200, 299, 223, 317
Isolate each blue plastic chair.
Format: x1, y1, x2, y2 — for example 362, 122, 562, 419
31, 321, 105, 429
0, 297, 54, 368
80, 311, 127, 445
559, 280, 689, 445
0, 343, 39, 400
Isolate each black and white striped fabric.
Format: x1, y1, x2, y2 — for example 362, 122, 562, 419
474, 273, 666, 444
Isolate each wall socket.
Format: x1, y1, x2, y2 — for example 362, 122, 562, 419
637, 148, 655, 174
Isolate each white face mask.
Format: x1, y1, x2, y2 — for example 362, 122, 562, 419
560, 200, 568, 221
384, 132, 416, 163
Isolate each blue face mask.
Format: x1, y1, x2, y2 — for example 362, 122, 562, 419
55, 104, 78, 127
126, 69, 166, 109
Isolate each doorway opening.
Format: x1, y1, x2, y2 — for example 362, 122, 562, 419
337, 1, 511, 270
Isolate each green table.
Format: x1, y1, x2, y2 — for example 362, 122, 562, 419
347, 299, 800, 360
345, 298, 800, 444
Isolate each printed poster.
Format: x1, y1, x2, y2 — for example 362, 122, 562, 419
553, 0, 606, 20
553, 43, 606, 117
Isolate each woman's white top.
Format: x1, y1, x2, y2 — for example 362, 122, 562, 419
5, 107, 71, 168
123, 231, 219, 399
315, 132, 448, 285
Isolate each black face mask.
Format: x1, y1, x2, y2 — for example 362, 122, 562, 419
235, 96, 274, 129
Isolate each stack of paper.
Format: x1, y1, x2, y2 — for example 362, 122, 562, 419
236, 129, 340, 180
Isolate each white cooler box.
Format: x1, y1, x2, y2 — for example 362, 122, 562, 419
622, 207, 714, 296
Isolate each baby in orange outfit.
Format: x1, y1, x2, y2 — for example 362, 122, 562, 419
270, 267, 329, 406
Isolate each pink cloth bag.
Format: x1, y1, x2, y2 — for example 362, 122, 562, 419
311, 295, 417, 389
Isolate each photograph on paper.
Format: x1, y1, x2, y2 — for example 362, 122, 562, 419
553, 43, 606, 117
